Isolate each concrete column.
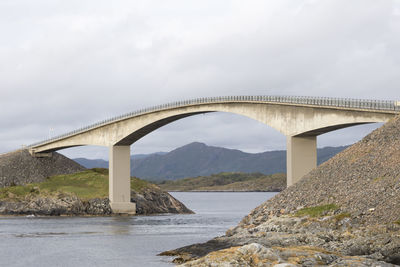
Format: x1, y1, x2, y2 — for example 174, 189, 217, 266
286, 135, 317, 186
109, 145, 136, 214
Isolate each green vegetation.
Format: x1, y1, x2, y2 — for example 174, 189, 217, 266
0, 168, 155, 201
394, 220, 400, 225
372, 176, 384, 183
157, 172, 286, 191
295, 204, 339, 218
131, 177, 158, 192
334, 213, 351, 221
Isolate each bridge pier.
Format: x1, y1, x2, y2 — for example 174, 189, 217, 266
109, 145, 136, 214
286, 136, 317, 186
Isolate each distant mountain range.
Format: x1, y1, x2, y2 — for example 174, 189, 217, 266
73, 142, 348, 181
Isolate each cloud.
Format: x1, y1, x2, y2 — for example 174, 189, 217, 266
0, 0, 399, 158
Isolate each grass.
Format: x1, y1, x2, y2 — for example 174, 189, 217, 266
334, 212, 351, 221
131, 177, 158, 192
0, 168, 155, 201
295, 204, 339, 218
394, 220, 400, 225
373, 176, 384, 183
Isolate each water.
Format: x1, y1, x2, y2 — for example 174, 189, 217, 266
0, 192, 276, 267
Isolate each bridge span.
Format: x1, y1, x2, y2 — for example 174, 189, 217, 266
29, 96, 400, 214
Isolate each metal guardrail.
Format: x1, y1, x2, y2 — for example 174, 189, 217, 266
29, 95, 400, 148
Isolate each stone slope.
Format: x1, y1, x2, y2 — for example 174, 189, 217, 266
163, 115, 400, 265
0, 150, 85, 187
244, 114, 400, 226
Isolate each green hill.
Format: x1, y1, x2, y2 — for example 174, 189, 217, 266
157, 172, 286, 192
0, 168, 156, 201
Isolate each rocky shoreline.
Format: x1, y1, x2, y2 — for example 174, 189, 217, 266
161, 115, 400, 266
162, 213, 400, 266
0, 188, 193, 216
177, 243, 396, 267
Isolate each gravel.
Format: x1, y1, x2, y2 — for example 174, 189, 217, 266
0, 149, 85, 187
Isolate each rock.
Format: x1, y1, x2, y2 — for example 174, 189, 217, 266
244, 115, 400, 226
132, 188, 193, 215
0, 188, 193, 216
165, 214, 400, 265
177, 243, 396, 267
165, 115, 400, 266
0, 150, 85, 187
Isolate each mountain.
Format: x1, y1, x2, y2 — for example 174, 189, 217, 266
131, 152, 168, 160
74, 152, 167, 169
74, 142, 348, 181
73, 158, 108, 169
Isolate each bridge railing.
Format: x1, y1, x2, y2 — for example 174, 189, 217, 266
29, 95, 400, 147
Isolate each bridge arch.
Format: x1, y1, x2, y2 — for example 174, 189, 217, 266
28, 96, 399, 213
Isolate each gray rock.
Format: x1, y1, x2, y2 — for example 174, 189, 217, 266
0, 188, 193, 216
0, 150, 85, 187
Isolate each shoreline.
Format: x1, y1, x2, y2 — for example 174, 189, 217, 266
162, 214, 400, 266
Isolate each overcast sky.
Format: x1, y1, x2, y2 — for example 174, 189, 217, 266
1, 0, 399, 159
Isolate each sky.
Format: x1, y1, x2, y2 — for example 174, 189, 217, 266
1, 0, 399, 159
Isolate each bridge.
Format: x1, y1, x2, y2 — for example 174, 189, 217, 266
28, 96, 400, 214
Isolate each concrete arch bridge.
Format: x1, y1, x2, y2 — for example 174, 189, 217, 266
29, 96, 400, 214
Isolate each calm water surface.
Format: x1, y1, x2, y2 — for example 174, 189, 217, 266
0, 192, 276, 267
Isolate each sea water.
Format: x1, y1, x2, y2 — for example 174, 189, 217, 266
0, 192, 276, 267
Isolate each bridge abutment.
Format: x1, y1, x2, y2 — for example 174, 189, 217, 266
286, 136, 317, 186
109, 145, 136, 214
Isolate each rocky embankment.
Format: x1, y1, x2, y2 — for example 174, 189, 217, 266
162, 115, 400, 266
0, 150, 85, 187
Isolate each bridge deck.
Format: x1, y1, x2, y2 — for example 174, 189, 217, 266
29, 95, 400, 149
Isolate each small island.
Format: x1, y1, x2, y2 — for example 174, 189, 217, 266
0, 150, 192, 216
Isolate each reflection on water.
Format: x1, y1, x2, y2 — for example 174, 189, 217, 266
0, 192, 276, 267
108, 217, 132, 235
14, 232, 68, 238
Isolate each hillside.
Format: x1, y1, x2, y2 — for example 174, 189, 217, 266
158, 172, 286, 192
0, 150, 85, 187
163, 115, 400, 265
247, 115, 400, 225
75, 143, 347, 181
74, 152, 167, 169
